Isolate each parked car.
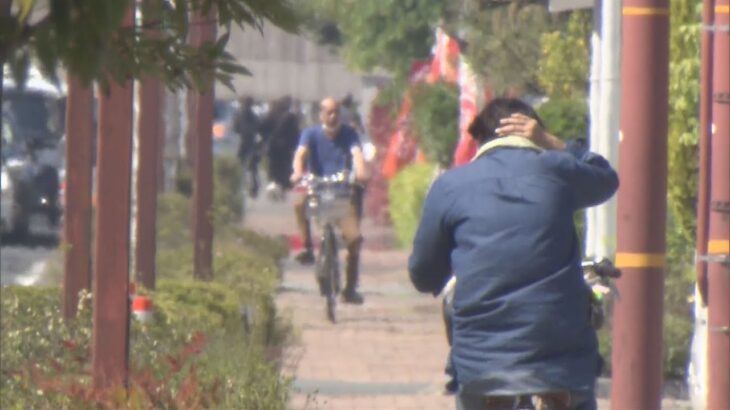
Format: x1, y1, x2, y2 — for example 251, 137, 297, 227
1, 69, 65, 240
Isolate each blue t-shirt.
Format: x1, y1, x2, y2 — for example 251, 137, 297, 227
299, 124, 361, 176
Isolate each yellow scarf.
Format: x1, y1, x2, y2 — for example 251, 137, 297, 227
472, 135, 543, 162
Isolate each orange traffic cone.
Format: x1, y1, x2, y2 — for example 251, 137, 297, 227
132, 295, 153, 322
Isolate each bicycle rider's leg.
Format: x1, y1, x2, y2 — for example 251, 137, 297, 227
294, 193, 315, 264
249, 152, 260, 198
339, 187, 364, 303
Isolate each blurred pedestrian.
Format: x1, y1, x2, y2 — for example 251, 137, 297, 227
233, 96, 261, 198
260, 96, 300, 199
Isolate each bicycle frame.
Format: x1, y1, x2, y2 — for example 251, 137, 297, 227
300, 172, 354, 323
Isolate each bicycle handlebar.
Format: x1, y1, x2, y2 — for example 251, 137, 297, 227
581, 258, 622, 279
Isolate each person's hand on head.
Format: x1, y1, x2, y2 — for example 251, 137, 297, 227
495, 113, 545, 142
494, 113, 566, 150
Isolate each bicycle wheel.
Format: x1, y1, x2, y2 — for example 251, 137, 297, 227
320, 226, 339, 323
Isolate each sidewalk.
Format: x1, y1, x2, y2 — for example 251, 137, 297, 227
245, 195, 453, 409
244, 195, 689, 410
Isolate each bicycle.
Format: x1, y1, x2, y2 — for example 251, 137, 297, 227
299, 171, 354, 323
581, 258, 621, 330
440, 258, 622, 409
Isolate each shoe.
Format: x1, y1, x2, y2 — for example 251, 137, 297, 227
295, 250, 315, 265
341, 289, 364, 305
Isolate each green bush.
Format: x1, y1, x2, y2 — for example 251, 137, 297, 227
212, 155, 244, 228
410, 81, 460, 167
388, 162, 437, 247
536, 98, 588, 141
1, 158, 293, 408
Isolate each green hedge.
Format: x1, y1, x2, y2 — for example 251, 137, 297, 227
388, 162, 437, 248
1, 156, 292, 409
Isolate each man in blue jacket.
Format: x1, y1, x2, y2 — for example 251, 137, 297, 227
408, 98, 619, 410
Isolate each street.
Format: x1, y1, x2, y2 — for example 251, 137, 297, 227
0, 233, 59, 287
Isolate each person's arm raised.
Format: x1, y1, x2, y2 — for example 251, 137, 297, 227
495, 113, 566, 150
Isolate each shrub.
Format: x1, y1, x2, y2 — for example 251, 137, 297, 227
388, 162, 437, 247
1, 157, 293, 408
536, 97, 588, 141
410, 81, 460, 167
212, 155, 244, 228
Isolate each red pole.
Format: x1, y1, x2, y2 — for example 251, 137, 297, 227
191, 12, 216, 280
135, 76, 164, 290
611, 2, 669, 409
62, 76, 94, 320
706, 2, 730, 407
696, 0, 715, 305
91, 5, 134, 389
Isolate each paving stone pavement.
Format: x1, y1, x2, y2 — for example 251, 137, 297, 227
244, 195, 690, 410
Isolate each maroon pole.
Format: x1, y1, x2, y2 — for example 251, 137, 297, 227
62, 76, 94, 320
185, 22, 202, 168
134, 7, 165, 290
696, 0, 715, 306
135, 77, 164, 290
91, 5, 134, 389
191, 11, 216, 280
707, 2, 730, 407
611, 2, 669, 409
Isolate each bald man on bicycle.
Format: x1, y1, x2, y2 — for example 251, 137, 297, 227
291, 97, 369, 305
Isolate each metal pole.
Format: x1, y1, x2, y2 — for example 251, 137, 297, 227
707, 2, 730, 407
586, 0, 602, 258
191, 11, 216, 280
62, 76, 94, 320
611, 1, 669, 409
594, 0, 621, 258
91, 4, 134, 390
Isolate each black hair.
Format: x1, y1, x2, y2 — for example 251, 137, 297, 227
468, 98, 545, 144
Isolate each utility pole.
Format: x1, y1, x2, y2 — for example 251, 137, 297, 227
91, 4, 134, 389
134, 6, 165, 290
62, 76, 94, 320
191, 11, 216, 280
595, 0, 620, 258
611, 1, 669, 409
706, 1, 730, 407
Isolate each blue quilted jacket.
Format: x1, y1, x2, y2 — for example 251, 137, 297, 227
408, 138, 618, 396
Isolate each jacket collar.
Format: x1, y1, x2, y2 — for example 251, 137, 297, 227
472, 135, 544, 162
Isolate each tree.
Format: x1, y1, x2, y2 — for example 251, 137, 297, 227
410, 80, 460, 167
297, 0, 447, 80
537, 9, 591, 99
0, 0, 298, 90
458, 0, 555, 95
663, 0, 701, 378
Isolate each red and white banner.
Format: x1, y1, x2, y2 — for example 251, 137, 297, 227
381, 28, 486, 177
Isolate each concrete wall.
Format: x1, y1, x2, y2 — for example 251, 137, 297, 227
216, 24, 368, 104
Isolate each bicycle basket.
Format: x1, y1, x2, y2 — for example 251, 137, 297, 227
307, 183, 351, 224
